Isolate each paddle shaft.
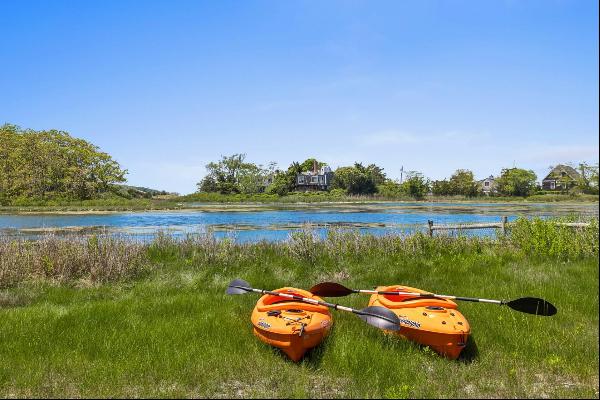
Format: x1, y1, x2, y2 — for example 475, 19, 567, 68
354, 289, 504, 305
229, 285, 399, 323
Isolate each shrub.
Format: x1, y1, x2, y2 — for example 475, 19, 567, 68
506, 217, 599, 260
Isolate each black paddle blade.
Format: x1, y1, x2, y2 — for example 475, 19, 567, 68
226, 279, 252, 295
506, 297, 557, 316
357, 306, 401, 331
309, 282, 354, 297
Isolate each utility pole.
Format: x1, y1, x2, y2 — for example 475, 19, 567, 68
400, 165, 404, 184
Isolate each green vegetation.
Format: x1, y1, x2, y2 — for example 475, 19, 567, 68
332, 163, 386, 195
0, 219, 598, 397
197, 153, 278, 195
194, 154, 599, 203
178, 190, 599, 205
0, 124, 178, 208
1, 125, 597, 208
0, 124, 127, 205
496, 168, 539, 197
575, 162, 599, 195
432, 169, 479, 197
0, 197, 186, 213
113, 184, 178, 199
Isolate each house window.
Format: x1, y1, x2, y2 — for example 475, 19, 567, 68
311, 176, 318, 184
298, 176, 305, 184
484, 181, 490, 187
550, 181, 555, 189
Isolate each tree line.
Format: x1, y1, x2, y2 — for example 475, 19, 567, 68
1, 123, 597, 205
0, 124, 127, 204
197, 154, 599, 198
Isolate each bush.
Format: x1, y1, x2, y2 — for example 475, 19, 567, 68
506, 217, 599, 260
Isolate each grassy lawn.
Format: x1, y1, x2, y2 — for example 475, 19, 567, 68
0, 222, 598, 398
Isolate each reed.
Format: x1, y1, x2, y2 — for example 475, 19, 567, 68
0, 234, 147, 288
0, 218, 596, 289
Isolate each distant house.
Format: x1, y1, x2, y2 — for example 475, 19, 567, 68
478, 175, 497, 195
296, 161, 334, 191
261, 173, 276, 189
542, 165, 581, 191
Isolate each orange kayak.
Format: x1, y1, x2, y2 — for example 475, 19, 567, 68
251, 287, 333, 361
368, 285, 471, 359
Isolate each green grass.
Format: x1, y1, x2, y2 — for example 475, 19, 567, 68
0, 197, 184, 213
178, 191, 599, 204
2, 192, 596, 214
0, 222, 598, 398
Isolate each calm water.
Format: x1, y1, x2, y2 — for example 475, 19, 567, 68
0, 202, 597, 242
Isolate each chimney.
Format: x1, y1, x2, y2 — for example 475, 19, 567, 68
313, 159, 318, 174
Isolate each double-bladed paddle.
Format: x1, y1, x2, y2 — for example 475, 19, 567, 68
309, 282, 557, 316
226, 279, 402, 331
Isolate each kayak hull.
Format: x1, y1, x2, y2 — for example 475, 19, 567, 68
368, 285, 471, 360
251, 287, 332, 361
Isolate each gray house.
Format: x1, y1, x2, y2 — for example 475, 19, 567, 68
542, 165, 581, 191
296, 161, 334, 191
477, 175, 497, 195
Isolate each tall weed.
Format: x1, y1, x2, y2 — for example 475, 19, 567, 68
507, 217, 599, 260
0, 217, 597, 288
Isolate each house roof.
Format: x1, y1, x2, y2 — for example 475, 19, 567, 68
543, 165, 581, 181
477, 175, 496, 183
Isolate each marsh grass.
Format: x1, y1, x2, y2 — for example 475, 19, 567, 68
179, 191, 600, 204
0, 218, 598, 398
0, 235, 148, 288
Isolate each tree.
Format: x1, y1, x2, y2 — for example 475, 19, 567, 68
331, 162, 387, 195
299, 158, 326, 173
496, 168, 537, 197
431, 179, 452, 196
377, 180, 404, 198
0, 124, 127, 203
198, 176, 218, 193
196, 154, 279, 195
197, 154, 255, 194
333, 164, 377, 195
448, 169, 478, 197
401, 171, 430, 199
366, 163, 386, 186
265, 161, 302, 196
431, 170, 478, 197
266, 173, 292, 196
238, 163, 268, 194
576, 162, 599, 195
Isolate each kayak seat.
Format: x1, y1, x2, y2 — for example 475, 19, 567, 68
377, 286, 458, 310
256, 287, 329, 313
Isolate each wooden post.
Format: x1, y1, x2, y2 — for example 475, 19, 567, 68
428, 220, 434, 237
502, 216, 508, 234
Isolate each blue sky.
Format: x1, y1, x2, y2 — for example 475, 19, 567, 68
1, 0, 598, 194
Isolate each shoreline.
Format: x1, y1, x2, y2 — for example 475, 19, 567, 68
0, 199, 598, 215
